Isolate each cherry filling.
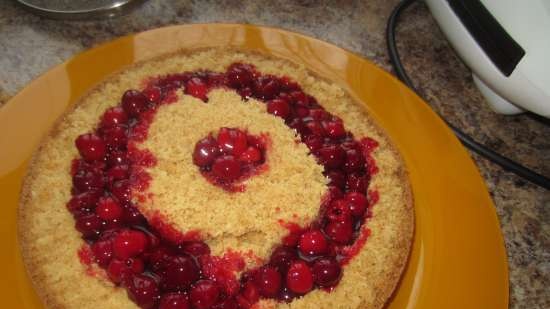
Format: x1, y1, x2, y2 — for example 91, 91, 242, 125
68, 62, 379, 309
193, 128, 267, 192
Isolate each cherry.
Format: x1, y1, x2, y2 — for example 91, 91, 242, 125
107, 258, 145, 284
185, 77, 208, 101
322, 120, 346, 139
236, 282, 260, 308
159, 293, 190, 309
277, 286, 296, 303
217, 128, 248, 156
193, 137, 221, 167
325, 170, 346, 189
101, 125, 128, 150
66, 191, 101, 215
125, 274, 160, 309
143, 86, 163, 104
303, 135, 323, 153
190, 280, 220, 309
324, 219, 353, 244
212, 155, 241, 181
113, 229, 148, 259
325, 199, 352, 223
101, 106, 129, 128
346, 173, 368, 193
75, 133, 106, 161
318, 145, 346, 169
91, 238, 114, 267
122, 205, 146, 225
286, 260, 313, 294
267, 99, 290, 119
256, 266, 282, 297
309, 109, 330, 121
304, 120, 325, 137
121, 89, 149, 117
75, 213, 103, 238
106, 150, 130, 167
73, 168, 104, 193
162, 255, 200, 291
239, 146, 262, 164
226, 63, 254, 89
269, 246, 298, 273
345, 192, 368, 218
106, 164, 130, 183
180, 241, 211, 257
96, 197, 123, 221
298, 230, 328, 256
254, 76, 280, 100
312, 257, 341, 287
110, 180, 131, 203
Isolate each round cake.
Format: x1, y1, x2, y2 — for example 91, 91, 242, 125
18, 49, 414, 309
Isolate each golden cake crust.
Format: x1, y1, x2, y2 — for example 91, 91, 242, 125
18, 49, 414, 309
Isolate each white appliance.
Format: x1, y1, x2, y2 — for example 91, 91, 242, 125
424, 0, 550, 118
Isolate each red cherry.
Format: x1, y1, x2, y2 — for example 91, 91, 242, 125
345, 192, 368, 217
254, 76, 280, 100
125, 274, 160, 309
346, 173, 368, 193
226, 63, 254, 89
121, 89, 148, 117
318, 145, 345, 169
101, 125, 128, 150
212, 155, 241, 182
96, 197, 123, 221
162, 255, 200, 291
236, 282, 260, 308
309, 109, 330, 121
325, 199, 352, 223
180, 241, 211, 257
326, 170, 346, 189
239, 146, 262, 164
289, 91, 308, 106
108, 258, 145, 284
286, 260, 313, 294
324, 219, 353, 244
159, 293, 190, 309
303, 135, 323, 153
217, 128, 248, 156
66, 191, 101, 215
122, 205, 146, 225
91, 239, 114, 267
267, 99, 290, 119
343, 149, 364, 173
212, 298, 239, 309
256, 266, 282, 297
185, 77, 208, 101
193, 137, 221, 167
312, 257, 341, 287
322, 120, 346, 139
143, 86, 163, 104
101, 106, 129, 128
298, 230, 328, 256
75, 133, 106, 161
106, 164, 130, 182
75, 213, 103, 238
106, 150, 130, 167
113, 229, 148, 259
304, 120, 325, 137
190, 280, 220, 309
73, 168, 104, 193
269, 246, 298, 273
110, 180, 131, 203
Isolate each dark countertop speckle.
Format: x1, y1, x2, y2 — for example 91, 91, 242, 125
1, 0, 548, 308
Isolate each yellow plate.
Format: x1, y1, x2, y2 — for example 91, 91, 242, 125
0, 24, 508, 308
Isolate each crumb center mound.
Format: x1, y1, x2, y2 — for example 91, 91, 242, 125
137, 89, 326, 259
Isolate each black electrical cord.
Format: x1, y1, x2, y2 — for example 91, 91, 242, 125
386, 0, 550, 190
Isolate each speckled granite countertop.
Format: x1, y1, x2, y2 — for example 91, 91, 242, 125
1, 0, 548, 308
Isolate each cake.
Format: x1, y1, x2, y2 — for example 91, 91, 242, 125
18, 49, 414, 309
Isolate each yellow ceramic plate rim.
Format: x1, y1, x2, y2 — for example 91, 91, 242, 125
0, 24, 508, 308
